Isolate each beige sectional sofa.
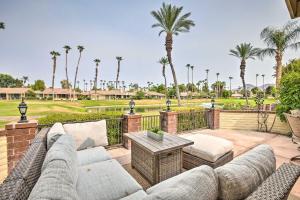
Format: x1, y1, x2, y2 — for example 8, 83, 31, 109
22, 121, 300, 200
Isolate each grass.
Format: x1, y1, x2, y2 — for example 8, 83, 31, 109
0, 98, 276, 123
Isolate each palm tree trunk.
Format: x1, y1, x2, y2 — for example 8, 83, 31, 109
116, 61, 120, 89
52, 57, 56, 100
74, 52, 82, 90
65, 52, 69, 89
94, 65, 98, 94
165, 33, 181, 106
162, 64, 168, 98
240, 59, 249, 105
275, 51, 283, 89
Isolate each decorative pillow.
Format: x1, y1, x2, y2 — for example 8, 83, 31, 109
145, 165, 218, 200
215, 144, 276, 200
47, 122, 66, 149
42, 134, 78, 183
63, 120, 108, 150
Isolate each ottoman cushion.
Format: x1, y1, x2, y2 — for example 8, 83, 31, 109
180, 134, 233, 162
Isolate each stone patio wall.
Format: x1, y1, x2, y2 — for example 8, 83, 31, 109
220, 110, 290, 135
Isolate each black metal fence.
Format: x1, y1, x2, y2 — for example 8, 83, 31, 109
38, 118, 123, 146
177, 110, 207, 132
141, 115, 160, 131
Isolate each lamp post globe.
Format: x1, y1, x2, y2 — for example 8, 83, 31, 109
166, 98, 171, 112
18, 97, 28, 123
129, 99, 135, 115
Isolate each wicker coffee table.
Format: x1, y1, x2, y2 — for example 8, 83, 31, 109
125, 132, 193, 185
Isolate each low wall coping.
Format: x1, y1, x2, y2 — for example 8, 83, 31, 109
220, 110, 276, 114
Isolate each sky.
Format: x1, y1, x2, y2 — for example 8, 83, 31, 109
0, 0, 299, 90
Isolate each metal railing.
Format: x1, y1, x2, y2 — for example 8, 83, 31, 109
177, 110, 207, 132
141, 115, 160, 131
38, 118, 123, 146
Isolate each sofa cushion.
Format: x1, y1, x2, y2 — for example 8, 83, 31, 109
47, 122, 66, 149
63, 120, 108, 150
145, 165, 218, 200
180, 134, 233, 162
215, 144, 276, 200
28, 158, 79, 200
77, 146, 111, 166
42, 134, 78, 183
119, 190, 148, 200
77, 159, 143, 200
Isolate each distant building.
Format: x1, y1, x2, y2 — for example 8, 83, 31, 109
0, 88, 29, 100
42, 88, 76, 100
89, 90, 135, 100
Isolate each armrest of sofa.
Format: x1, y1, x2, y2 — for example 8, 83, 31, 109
245, 163, 300, 200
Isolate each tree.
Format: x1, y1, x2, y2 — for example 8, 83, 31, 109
251, 87, 261, 95
0, 22, 4, 30
63, 45, 71, 88
259, 21, 300, 88
22, 76, 28, 87
31, 80, 46, 91
222, 90, 231, 99
135, 91, 145, 100
94, 59, 101, 91
60, 79, 72, 89
265, 85, 276, 97
0, 74, 15, 87
229, 43, 259, 105
74, 46, 84, 90
159, 57, 169, 97
282, 59, 300, 76
25, 90, 36, 99
50, 51, 60, 91
116, 57, 123, 89
211, 81, 226, 96
151, 3, 195, 106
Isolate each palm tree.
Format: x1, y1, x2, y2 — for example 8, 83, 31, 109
229, 43, 259, 105
74, 46, 84, 90
259, 21, 300, 88
22, 76, 28, 87
205, 69, 209, 92
50, 51, 60, 99
262, 74, 265, 97
216, 73, 220, 98
159, 57, 169, 97
186, 64, 191, 84
229, 76, 233, 93
94, 59, 101, 92
116, 56, 123, 89
151, 3, 195, 106
63, 45, 71, 89
255, 73, 259, 87
0, 22, 5, 30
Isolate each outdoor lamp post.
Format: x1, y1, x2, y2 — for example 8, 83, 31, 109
211, 97, 215, 109
18, 97, 28, 123
166, 98, 171, 112
129, 99, 135, 115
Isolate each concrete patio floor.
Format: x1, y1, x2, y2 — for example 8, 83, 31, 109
107, 129, 300, 200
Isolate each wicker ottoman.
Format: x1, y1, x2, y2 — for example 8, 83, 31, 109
180, 134, 234, 169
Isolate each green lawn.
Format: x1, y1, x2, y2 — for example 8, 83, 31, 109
0, 98, 276, 122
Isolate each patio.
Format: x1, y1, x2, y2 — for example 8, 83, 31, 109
108, 129, 300, 200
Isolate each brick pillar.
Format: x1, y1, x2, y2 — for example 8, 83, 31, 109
5, 121, 38, 173
207, 109, 220, 129
122, 114, 141, 149
160, 111, 177, 134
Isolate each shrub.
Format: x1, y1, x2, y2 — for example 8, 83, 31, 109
222, 90, 231, 98
277, 71, 300, 121
38, 112, 123, 125
134, 91, 145, 100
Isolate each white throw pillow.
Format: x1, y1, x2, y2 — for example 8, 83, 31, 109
63, 120, 108, 150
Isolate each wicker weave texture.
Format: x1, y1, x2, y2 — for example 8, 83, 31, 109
131, 142, 182, 185
246, 163, 300, 200
0, 128, 48, 200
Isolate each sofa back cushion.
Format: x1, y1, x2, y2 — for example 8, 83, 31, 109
215, 144, 276, 200
47, 122, 66, 149
42, 134, 78, 182
63, 120, 108, 150
145, 165, 218, 200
